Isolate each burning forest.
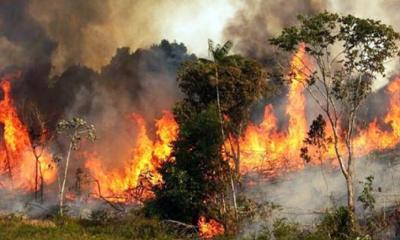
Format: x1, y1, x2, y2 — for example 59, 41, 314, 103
2, 1, 400, 239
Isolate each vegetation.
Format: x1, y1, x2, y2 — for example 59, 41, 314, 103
148, 105, 230, 224
147, 39, 275, 234
4, 10, 400, 240
55, 118, 96, 216
270, 11, 400, 227
0, 213, 181, 240
178, 40, 271, 175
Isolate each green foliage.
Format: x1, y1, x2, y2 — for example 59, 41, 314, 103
272, 218, 303, 240
247, 208, 372, 240
300, 114, 331, 163
358, 176, 376, 211
270, 11, 400, 106
271, 11, 400, 224
246, 218, 327, 240
208, 39, 234, 63
317, 207, 362, 239
148, 104, 230, 224
177, 48, 270, 138
0, 214, 180, 240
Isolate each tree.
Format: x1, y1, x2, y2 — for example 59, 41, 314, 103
21, 101, 54, 202
176, 41, 272, 225
178, 41, 271, 175
149, 104, 230, 224
56, 117, 96, 216
270, 11, 400, 226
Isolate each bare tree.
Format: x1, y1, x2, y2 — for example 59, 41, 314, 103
56, 117, 96, 216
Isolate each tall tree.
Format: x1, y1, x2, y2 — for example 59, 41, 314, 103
149, 104, 229, 224
270, 11, 400, 226
178, 41, 270, 175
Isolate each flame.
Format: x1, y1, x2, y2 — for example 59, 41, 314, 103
238, 43, 311, 174
198, 216, 225, 239
153, 111, 179, 165
353, 77, 400, 153
238, 44, 400, 176
2, 43, 400, 203
85, 111, 178, 202
0, 75, 56, 191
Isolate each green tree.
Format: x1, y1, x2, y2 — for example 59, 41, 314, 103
178, 41, 270, 175
149, 104, 229, 224
270, 11, 400, 226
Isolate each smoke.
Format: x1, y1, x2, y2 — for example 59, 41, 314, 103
0, 0, 400, 223
224, 0, 325, 64
224, 0, 400, 90
242, 149, 400, 231
28, 0, 236, 76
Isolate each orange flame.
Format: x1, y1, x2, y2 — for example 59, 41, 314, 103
85, 111, 178, 202
238, 43, 311, 174
238, 44, 400, 176
0, 75, 56, 191
198, 216, 225, 239
2, 43, 400, 203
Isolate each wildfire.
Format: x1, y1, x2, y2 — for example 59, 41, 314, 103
0, 75, 56, 191
2, 43, 400, 205
238, 44, 400, 176
238, 43, 311, 174
85, 111, 178, 202
198, 216, 225, 239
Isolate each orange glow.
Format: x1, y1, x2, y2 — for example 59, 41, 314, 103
0, 75, 56, 191
85, 111, 178, 202
198, 216, 225, 239
2, 43, 400, 203
237, 43, 312, 174
238, 44, 400, 176
153, 111, 179, 165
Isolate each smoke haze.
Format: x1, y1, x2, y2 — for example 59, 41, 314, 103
0, 0, 400, 225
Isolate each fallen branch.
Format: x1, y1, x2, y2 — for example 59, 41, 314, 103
162, 219, 198, 237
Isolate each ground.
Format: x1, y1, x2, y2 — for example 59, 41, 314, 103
0, 214, 183, 240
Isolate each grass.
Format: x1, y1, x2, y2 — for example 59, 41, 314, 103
0, 214, 183, 240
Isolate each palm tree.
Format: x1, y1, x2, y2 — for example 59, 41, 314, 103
207, 40, 238, 220
207, 40, 233, 141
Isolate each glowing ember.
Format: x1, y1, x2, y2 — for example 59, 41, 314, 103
198, 216, 225, 239
0, 75, 56, 191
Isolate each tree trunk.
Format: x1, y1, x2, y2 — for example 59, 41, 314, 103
59, 142, 73, 216
34, 154, 39, 201
327, 115, 356, 228
345, 173, 355, 227
214, 64, 239, 220
345, 110, 357, 228
39, 165, 44, 203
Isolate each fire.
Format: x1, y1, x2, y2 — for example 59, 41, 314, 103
153, 111, 179, 165
85, 111, 178, 202
0, 75, 56, 191
2, 43, 400, 204
353, 76, 400, 153
238, 44, 400, 176
238, 43, 311, 174
198, 216, 225, 239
